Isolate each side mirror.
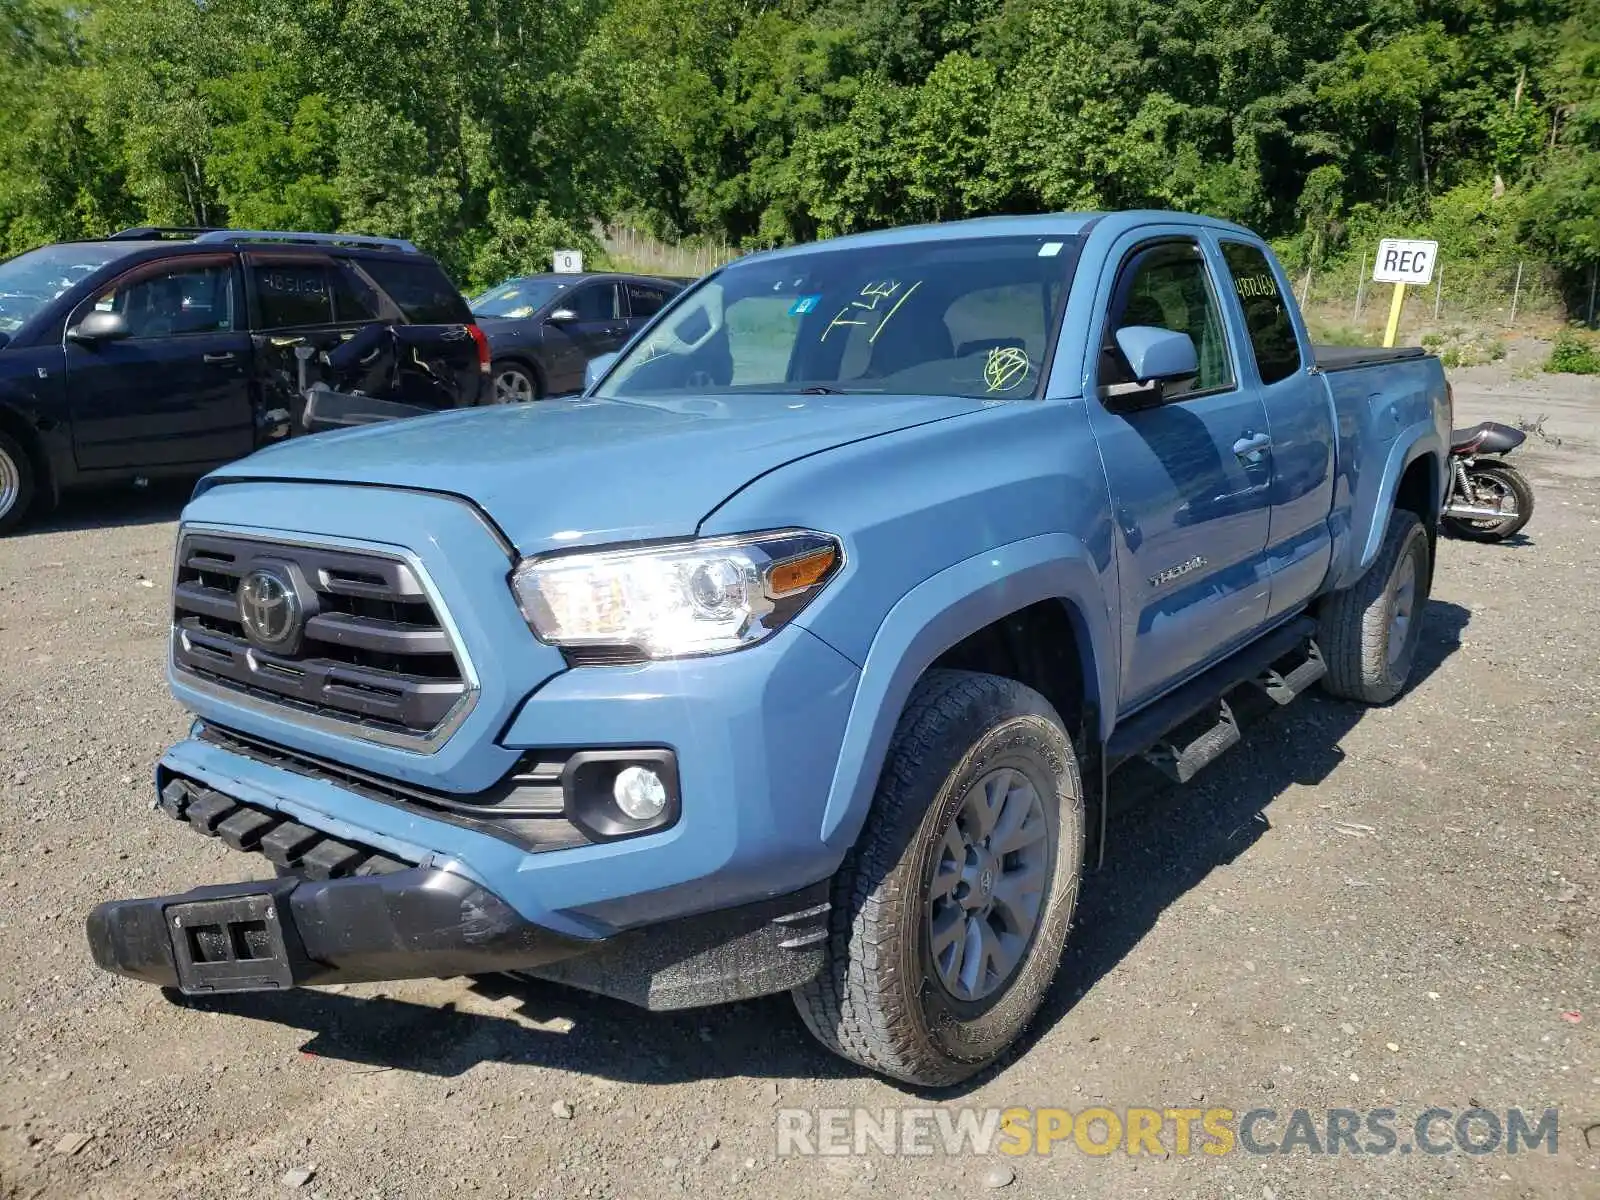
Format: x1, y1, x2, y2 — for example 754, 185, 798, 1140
546, 307, 578, 324
1114, 326, 1198, 384
67, 310, 132, 344
584, 351, 619, 392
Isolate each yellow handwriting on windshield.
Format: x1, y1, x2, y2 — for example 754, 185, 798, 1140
984, 346, 1031, 392
821, 279, 922, 343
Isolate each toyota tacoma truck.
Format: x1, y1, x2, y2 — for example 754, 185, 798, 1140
86, 211, 1450, 1086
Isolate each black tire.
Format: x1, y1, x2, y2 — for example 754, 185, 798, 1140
1442, 462, 1534, 542
0, 429, 36, 535
1319, 508, 1430, 704
793, 669, 1085, 1087
489, 361, 542, 404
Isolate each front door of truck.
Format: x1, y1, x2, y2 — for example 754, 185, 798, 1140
1085, 236, 1274, 712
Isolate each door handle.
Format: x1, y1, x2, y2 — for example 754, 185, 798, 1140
202, 352, 237, 364
1233, 431, 1272, 463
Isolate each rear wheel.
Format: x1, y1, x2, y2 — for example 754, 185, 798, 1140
489, 361, 541, 404
0, 430, 36, 535
793, 670, 1084, 1086
1443, 462, 1533, 542
1319, 508, 1431, 704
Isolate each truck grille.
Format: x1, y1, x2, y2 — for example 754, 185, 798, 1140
170, 530, 475, 747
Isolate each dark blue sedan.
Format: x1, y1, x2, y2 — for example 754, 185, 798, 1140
470, 272, 685, 401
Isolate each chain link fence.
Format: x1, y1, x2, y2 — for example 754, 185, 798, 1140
599, 223, 741, 279
1293, 256, 1592, 345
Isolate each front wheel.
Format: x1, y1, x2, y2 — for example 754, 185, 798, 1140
793, 670, 1084, 1086
489, 361, 541, 404
0, 429, 36, 535
1443, 462, 1534, 542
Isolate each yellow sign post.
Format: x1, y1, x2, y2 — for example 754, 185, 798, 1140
1382, 283, 1407, 348
1371, 238, 1438, 349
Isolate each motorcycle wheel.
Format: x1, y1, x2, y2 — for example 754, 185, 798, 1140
1443, 462, 1534, 542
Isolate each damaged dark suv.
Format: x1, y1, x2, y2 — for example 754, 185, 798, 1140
0, 227, 488, 534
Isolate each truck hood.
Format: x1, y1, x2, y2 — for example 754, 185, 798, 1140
207, 393, 986, 554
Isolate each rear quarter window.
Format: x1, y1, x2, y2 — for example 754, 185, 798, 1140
357, 257, 470, 325
1220, 242, 1302, 385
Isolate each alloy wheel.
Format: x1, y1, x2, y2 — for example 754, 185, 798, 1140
927, 765, 1051, 1003
493, 368, 537, 404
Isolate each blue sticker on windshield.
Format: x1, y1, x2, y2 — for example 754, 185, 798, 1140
788, 294, 821, 316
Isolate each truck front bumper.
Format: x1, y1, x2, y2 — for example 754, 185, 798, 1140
87, 868, 589, 993
87, 864, 832, 1008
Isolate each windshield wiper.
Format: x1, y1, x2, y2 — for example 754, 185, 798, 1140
791, 385, 851, 395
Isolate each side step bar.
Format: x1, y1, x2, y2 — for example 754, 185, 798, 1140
1107, 616, 1315, 768
1143, 698, 1240, 783
1138, 640, 1326, 784
1107, 616, 1325, 783
1254, 640, 1326, 706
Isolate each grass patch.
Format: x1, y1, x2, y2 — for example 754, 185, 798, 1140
1306, 321, 1374, 347
1543, 330, 1600, 375
1430, 330, 1507, 369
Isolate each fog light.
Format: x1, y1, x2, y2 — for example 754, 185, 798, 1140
613, 765, 668, 821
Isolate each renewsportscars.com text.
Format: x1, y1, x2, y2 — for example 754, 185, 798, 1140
775, 1106, 1560, 1158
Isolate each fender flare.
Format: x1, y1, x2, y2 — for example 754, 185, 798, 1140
815, 532, 1115, 852
1336, 424, 1443, 591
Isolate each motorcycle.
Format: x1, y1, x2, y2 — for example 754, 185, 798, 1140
1442, 420, 1535, 542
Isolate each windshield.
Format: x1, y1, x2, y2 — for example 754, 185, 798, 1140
470, 277, 570, 319
596, 234, 1083, 400
0, 243, 130, 335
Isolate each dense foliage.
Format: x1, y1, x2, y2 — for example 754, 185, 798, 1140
1, 0, 1596, 297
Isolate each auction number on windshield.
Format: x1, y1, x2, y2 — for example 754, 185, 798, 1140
820, 279, 922, 344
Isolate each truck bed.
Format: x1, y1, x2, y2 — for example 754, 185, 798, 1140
1313, 344, 1429, 373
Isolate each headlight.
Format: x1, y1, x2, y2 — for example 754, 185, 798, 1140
510, 529, 843, 661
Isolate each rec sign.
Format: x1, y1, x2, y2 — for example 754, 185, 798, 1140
1372, 239, 1438, 286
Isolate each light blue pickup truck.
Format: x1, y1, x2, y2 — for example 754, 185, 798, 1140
88, 211, 1450, 1086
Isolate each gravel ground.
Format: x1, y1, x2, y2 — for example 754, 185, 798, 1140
1, 347, 1596, 1199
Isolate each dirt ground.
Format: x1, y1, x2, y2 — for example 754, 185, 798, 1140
1, 343, 1596, 1199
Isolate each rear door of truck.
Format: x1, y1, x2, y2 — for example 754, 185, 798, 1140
1208, 235, 1336, 621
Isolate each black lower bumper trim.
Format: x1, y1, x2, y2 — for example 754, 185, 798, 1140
86, 868, 592, 993
520, 880, 831, 1010
87, 867, 833, 1007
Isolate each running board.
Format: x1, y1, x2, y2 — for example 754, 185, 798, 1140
1106, 615, 1317, 774
1254, 640, 1326, 706
1142, 698, 1240, 783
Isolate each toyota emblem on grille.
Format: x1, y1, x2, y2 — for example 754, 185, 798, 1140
237, 568, 303, 653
